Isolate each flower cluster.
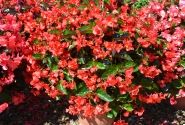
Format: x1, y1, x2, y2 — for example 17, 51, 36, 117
0, 0, 185, 124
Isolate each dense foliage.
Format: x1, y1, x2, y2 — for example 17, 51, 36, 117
0, 0, 185, 124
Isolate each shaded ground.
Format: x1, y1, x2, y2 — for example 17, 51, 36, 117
0, 96, 185, 125
0, 95, 77, 125
127, 102, 184, 125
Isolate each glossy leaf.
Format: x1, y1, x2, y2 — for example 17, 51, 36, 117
96, 62, 106, 69
76, 82, 90, 96
63, 29, 76, 36
51, 64, 58, 71
84, 61, 106, 69
123, 61, 135, 68
96, 88, 114, 102
133, 0, 149, 9
141, 78, 159, 91
104, 0, 110, 4
101, 61, 135, 79
57, 81, 68, 95
117, 93, 132, 103
122, 104, 134, 112
101, 65, 119, 79
107, 109, 118, 118
78, 22, 95, 34
122, 54, 133, 61
63, 70, 73, 82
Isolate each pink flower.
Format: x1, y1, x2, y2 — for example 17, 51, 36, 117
178, 89, 185, 98
137, 38, 151, 48
113, 120, 128, 125
139, 65, 161, 78
93, 25, 103, 36
0, 103, 8, 113
68, 59, 78, 70
179, 6, 185, 19
168, 5, 179, 17
179, 0, 185, 7
134, 107, 145, 116
170, 96, 177, 105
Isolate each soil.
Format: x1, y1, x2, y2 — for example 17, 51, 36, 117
0, 96, 185, 125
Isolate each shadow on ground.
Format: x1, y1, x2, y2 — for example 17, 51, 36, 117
0, 95, 77, 125
0, 95, 185, 125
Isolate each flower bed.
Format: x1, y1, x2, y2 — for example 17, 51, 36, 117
0, 0, 185, 124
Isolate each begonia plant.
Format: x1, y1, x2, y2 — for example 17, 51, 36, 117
0, 0, 185, 124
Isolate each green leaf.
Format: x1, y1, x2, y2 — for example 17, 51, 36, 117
96, 88, 114, 102
180, 79, 185, 87
134, 65, 139, 72
104, 0, 110, 4
94, 0, 99, 6
32, 53, 42, 60
84, 61, 106, 69
107, 109, 118, 118
76, 82, 90, 96
122, 104, 134, 112
78, 22, 95, 34
117, 19, 123, 25
51, 64, 58, 71
117, 93, 131, 102
78, 5, 87, 10
49, 29, 60, 35
82, 0, 89, 4
180, 77, 185, 87
172, 77, 185, 89
78, 58, 85, 65
85, 61, 94, 69
57, 81, 68, 95
179, 60, 185, 68
124, 54, 133, 61
107, 102, 120, 118
40, 2, 50, 10
42, 55, 59, 71
33, 39, 40, 45
55, 96, 61, 101
141, 78, 159, 91
123, 61, 135, 68
171, 79, 182, 89
78, 26, 92, 34
101, 61, 135, 79
133, 0, 149, 9
96, 62, 106, 69
123, 0, 131, 4
63, 70, 73, 82
101, 65, 119, 79
47, 57, 52, 67
68, 43, 76, 50
63, 29, 76, 36
54, 56, 59, 63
